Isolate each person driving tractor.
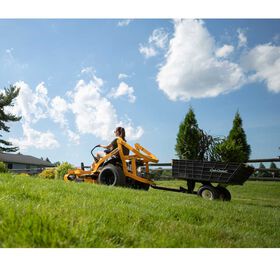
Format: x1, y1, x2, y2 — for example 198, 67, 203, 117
95, 127, 127, 162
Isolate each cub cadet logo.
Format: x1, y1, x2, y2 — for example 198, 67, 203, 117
210, 168, 228, 174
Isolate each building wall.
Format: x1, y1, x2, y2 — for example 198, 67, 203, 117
4, 162, 46, 174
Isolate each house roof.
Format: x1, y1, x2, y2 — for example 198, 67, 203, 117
0, 153, 55, 167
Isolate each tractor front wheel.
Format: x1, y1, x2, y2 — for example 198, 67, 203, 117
98, 164, 126, 187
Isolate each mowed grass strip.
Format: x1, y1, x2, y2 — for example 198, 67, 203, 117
0, 173, 279, 248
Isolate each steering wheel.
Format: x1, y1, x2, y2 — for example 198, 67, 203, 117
91, 145, 101, 162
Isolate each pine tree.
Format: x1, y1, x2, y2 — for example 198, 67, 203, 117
257, 162, 270, 177
0, 85, 21, 152
227, 111, 251, 161
215, 111, 251, 162
270, 162, 279, 177
175, 107, 202, 160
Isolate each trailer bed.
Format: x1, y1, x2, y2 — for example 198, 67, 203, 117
172, 159, 254, 185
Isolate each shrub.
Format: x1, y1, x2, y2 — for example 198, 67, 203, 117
55, 162, 75, 180
0, 161, 9, 173
38, 168, 55, 179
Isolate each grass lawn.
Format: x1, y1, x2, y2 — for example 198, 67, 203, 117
0, 173, 279, 248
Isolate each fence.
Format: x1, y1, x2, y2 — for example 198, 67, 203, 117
150, 157, 280, 182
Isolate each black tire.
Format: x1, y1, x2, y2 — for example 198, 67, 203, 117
98, 164, 126, 186
65, 174, 84, 183
66, 174, 76, 181
216, 186, 231, 201
197, 185, 219, 201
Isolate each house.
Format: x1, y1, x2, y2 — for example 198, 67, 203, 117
0, 152, 55, 174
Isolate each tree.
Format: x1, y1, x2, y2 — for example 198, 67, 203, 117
0, 85, 21, 152
270, 162, 279, 178
175, 107, 202, 160
214, 111, 251, 162
257, 162, 270, 177
175, 107, 224, 161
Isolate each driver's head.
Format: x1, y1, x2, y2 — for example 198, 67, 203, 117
114, 127, 126, 140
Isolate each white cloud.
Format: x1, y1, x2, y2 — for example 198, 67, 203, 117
118, 73, 129, 80
139, 28, 168, 59
49, 96, 81, 145
66, 129, 80, 145
117, 19, 132, 27
7, 81, 49, 123
69, 76, 142, 141
69, 79, 117, 141
9, 123, 59, 150
5, 48, 14, 56
2, 48, 28, 70
7, 72, 143, 149
109, 82, 136, 103
148, 28, 168, 49
215, 44, 234, 58
157, 19, 245, 101
118, 118, 144, 141
241, 44, 280, 93
6, 81, 78, 148
81, 67, 94, 75
49, 96, 68, 126
238, 29, 247, 48
139, 45, 157, 58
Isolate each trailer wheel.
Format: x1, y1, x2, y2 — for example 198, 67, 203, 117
98, 164, 126, 186
216, 187, 231, 201
197, 185, 219, 200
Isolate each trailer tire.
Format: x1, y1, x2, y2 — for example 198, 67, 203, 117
98, 164, 126, 186
197, 185, 219, 200
216, 186, 231, 201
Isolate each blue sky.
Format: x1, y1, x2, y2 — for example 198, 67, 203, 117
1, 19, 280, 166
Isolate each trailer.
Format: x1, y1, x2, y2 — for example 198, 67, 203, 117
151, 159, 254, 201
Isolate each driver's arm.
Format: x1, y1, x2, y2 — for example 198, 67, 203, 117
99, 144, 113, 150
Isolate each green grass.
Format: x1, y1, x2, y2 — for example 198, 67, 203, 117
0, 173, 280, 248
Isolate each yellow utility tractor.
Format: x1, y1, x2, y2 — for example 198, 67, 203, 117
64, 138, 159, 190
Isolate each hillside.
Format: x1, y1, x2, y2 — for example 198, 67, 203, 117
0, 173, 279, 247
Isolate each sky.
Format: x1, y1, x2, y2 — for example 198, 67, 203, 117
1, 19, 280, 166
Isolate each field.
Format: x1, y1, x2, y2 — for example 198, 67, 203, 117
0, 173, 279, 248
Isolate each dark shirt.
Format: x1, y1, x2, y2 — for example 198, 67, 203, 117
104, 138, 118, 154
107, 138, 129, 156
110, 138, 118, 151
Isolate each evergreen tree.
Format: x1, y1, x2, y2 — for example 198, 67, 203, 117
227, 111, 251, 161
175, 107, 202, 160
215, 111, 251, 162
270, 162, 279, 177
0, 85, 21, 152
257, 162, 270, 177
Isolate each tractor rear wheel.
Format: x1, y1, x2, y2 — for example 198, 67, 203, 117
98, 164, 126, 186
197, 185, 219, 200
